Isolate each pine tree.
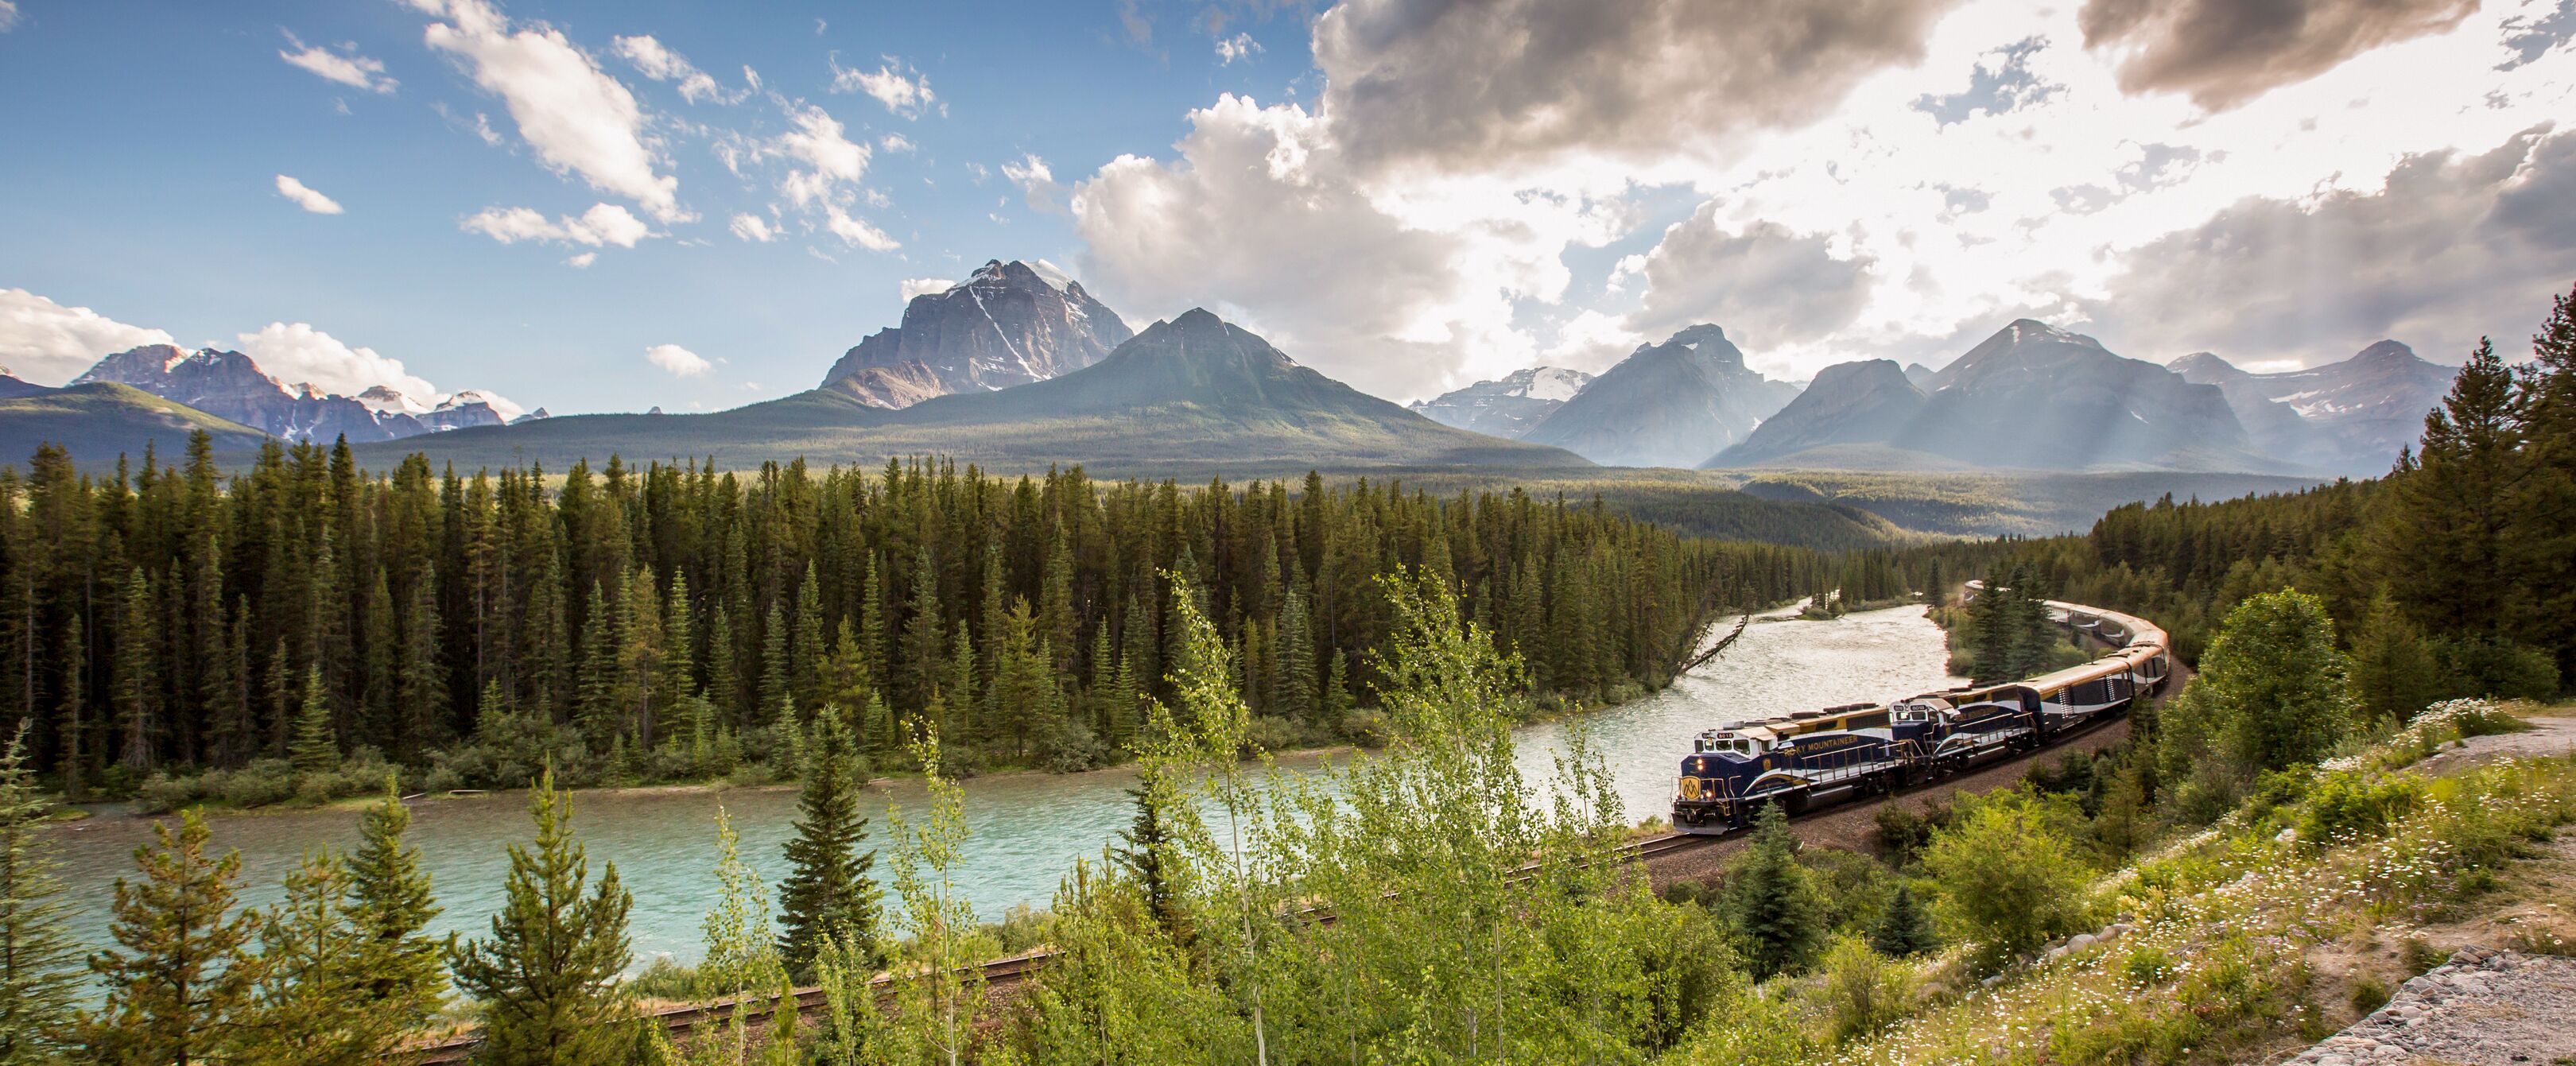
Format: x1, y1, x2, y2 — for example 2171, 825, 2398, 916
0, 723, 80, 1063
706, 603, 740, 728
760, 601, 791, 725
242, 848, 394, 1064
398, 567, 448, 757
344, 774, 444, 1033
1724, 804, 1825, 980
775, 708, 880, 978
2348, 587, 2439, 723
902, 550, 945, 717
80, 809, 263, 1065
1110, 777, 1188, 945
1274, 587, 1317, 724
289, 666, 338, 777
791, 566, 826, 718
447, 766, 637, 1066
113, 566, 157, 771
1321, 649, 1353, 734
990, 599, 1057, 761
1867, 882, 1937, 958
55, 616, 83, 802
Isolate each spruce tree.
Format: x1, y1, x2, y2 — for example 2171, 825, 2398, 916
1867, 882, 1938, 958
1723, 803, 1825, 980
81, 809, 262, 1065
0, 723, 79, 1063
1110, 778, 1187, 944
398, 567, 448, 757
242, 849, 394, 1064
344, 774, 445, 1031
447, 766, 636, 1066
760, 601, 791, 725
776, 708, 880, 977
2349, 587, 2440, 723
289, 665, 338, 777
54, 616, 82, 802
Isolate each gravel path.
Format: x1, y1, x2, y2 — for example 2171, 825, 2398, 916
2288, 947, 2576, 1066
2413, 709, 2576, 776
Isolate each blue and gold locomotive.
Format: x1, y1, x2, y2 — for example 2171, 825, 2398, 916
1671, 595, 2171, 835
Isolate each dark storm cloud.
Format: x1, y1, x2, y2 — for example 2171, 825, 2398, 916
1312, 0, 1962, 174
1630, 209, 1876, 347
2080, 0, 2478, 110
2086, 125, 2576, 366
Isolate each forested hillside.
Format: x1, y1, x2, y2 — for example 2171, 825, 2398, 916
1945, 285, 2576, 708
0, 443, 1831, 798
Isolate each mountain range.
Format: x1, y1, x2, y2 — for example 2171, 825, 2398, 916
1519, 324, 1802, 467
341, 307, 1587, 477
1713, 320, 2279, 472
1408, 366, 1595, 437
2170, 341, 2456, 475
72, 344, 537, 442
820, 259, 1134, 408
0, 254, 2461, 486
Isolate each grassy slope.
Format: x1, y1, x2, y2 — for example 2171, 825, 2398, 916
0, 382, 271, 465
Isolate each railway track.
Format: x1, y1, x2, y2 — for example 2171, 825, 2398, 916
401, 830, 1719, 1063
405, 602, 2166, 1063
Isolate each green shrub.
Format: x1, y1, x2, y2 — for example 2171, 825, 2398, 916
2348, 974, 2391, 1015
1817, 936, 1915, 1044
1921, 790, 2096, 969
2295, 770, 2422, 844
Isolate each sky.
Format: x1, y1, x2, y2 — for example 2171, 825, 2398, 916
2, 0, 2574, 415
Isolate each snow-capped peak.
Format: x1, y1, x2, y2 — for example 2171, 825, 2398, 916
438, 389, 526, 421
357, 386, 432, 416
1520, 366, 1589, 402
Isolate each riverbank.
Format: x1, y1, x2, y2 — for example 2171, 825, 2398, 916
62, 597, 1797, 828
37, 601, 1960, 973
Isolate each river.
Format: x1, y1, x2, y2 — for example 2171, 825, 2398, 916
41, 603, 1961, 971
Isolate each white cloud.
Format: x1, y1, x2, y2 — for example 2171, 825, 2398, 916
1057, 0, 2576, 399
728, 213, 778, 242
0, 2, 18, 32
775, 102, 871, 207
824, 207, 898, 250
831, 56, 939, 118
461, 202, 651, 247
644, 343, 711, 376
565, 251, 597, 268
410, 0, 685, 221
1216, 33, 1263, 64
0, 289, 175, 386
279, 33, 397, 93
611, 33, 742, 104
235, 321, 439, 399
879, 133, 915, 153
1071, 95, 1613, 399
901, 277, 956, 302
1000, 153, 1061, 211
274, 174, 346, 215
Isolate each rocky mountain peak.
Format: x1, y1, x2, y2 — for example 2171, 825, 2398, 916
1406, 365, 1598, 439
821, 256, 1135, 405
72, 344, 521, 443
2168, 351, 2248, 385
2352, 339, 2422, 366
1521, 324, 1799, 467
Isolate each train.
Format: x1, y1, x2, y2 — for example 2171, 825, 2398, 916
1669, 587, 2171, 835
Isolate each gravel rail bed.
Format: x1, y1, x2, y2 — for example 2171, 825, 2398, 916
2288, 947, 2576, 1066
